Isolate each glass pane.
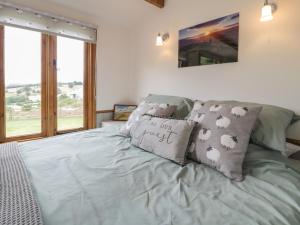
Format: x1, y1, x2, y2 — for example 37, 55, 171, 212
4, 26, 42, 137
57, 36, 84, 131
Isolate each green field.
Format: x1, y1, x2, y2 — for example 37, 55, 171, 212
6, 116, 83, 137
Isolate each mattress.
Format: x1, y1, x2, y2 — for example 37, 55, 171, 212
20, 126, 300, 225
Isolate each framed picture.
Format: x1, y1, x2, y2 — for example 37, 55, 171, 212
113, 104, 137, 121
179, 13, 239, 68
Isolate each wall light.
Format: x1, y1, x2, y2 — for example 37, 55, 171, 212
156, 33, 169, 46
260, 0, 274, 22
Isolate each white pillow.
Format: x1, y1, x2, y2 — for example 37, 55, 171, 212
119, 102, 177, 137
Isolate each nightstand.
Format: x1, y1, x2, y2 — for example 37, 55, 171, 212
101, 120, 127, 127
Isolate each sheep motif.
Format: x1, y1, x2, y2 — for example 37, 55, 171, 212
159, 103, 169, 109
198, 128, 212, 141
147, 108, 157, 115
210, 104, 223, 112
221, 135, 238, 150
193, 102, 204, 111
216, 115, 231, 128
206, 146, 221, 163
193, 113, 205, 123
148, 103, 157, 107
231, 106, 248, 118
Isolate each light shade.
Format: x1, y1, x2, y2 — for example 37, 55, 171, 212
156, 33, 163, 46
260, 4, 273, 22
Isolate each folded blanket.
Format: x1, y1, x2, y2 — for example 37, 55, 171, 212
0, 142, 43, 225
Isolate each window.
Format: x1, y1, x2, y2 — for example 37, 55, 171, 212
4, 26, 42, 137
0, 25, 96, 142
57, 37, 84, 131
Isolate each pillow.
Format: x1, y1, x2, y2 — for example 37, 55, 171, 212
187, 101, 262, 181
144, 94, 194, 119
213, 100, 294, 154
286, 120, 300, 141
285, 142, 300, 157
146, 104, 177, 118
119, 102, 177, 137
130, 115, 195, 165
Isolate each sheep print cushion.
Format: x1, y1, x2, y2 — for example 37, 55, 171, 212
120, 102, 177, 137
187, 101, 262, 181
131, 116, 195, 165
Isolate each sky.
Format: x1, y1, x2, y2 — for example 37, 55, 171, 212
5, 26, 84, 86
179, 13, 239, 40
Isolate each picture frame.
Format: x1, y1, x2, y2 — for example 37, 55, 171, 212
178, 13, 240, 68
113, 104, 137, 121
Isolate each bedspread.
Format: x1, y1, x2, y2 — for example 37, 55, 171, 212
20, 126, 300, 225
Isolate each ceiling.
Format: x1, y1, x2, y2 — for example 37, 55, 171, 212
41, 0, 162, 28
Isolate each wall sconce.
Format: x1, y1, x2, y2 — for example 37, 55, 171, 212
260, 0, 274, 22
156, 33, 169, 46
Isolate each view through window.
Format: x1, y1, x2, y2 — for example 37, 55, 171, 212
4, 26, 42, 137
56, 36, 84, 131
1, 25, 94, 140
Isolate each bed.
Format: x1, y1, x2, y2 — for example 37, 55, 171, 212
15, 125, 300, 225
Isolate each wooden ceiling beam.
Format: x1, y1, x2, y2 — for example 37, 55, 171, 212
144, 0, 164, 8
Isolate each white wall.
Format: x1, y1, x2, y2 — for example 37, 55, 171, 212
96, 23, 135, 110
8, 0, 136, 111
134, 0, 300, 114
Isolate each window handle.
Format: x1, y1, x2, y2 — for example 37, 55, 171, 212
53, 59, 57, 70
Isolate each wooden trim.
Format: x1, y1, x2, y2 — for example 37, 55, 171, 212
56, 127, 85, 135
84, 42, 96, 129
96, 109, 114, 114
0, 26, 45, 142
2, 133, 43, 143
287, 138, 300, 147
0, 25, 5, 141
0, 32, 97, 143
43, 34, 57, 136
41, 34, 47, 137
144, 0, 164, 8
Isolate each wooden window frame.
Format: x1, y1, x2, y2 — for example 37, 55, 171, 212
0, 26, 46, 143
55, 37, 96, 135
84, 42, 96, 130
0, 26, 5, 142
0, 25, 96, 143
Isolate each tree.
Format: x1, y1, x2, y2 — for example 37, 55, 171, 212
23, 86, 32, 93
73, 81, 83, 85
6, 96, 26, 105
68, 83, 74, 88
22, 104, 32, 112
59, 94, 68, 100
6, 107, 13, 121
